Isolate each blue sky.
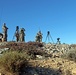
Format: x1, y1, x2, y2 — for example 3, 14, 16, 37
0, 0, 76, 44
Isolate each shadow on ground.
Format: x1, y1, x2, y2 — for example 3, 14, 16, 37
20, 66, 62, 75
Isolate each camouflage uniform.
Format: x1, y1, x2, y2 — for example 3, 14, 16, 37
2, 23, 8, 42
35, 31, 43, 42
19, 28, 25, 42
15, 26, 19, 42
15, 31, 19, 42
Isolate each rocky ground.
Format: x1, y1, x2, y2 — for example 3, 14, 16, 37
0, 42, 76, 75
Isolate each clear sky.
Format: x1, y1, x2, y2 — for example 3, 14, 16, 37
0, 0, 76, 44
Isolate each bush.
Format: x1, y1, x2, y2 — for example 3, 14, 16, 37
62, 48, 76, 62
2, 42, 43, 51
0, 51, 30, 74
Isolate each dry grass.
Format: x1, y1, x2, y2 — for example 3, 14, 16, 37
0, 51, 30, 75
62, 48, 76, 62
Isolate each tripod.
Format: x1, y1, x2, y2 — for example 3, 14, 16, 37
45, 31, 54, 43
57, 38, 61, 44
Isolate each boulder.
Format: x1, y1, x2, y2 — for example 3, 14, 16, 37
72, 68, 76, 74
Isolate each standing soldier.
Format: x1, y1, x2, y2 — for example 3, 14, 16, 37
15, 26, 19, 42
2, 23, 8, 42
35, 30, 43, 42
19, 28, 25, 42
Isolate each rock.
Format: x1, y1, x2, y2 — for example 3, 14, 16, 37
0, 48, 9, 54
36, 55, 44, 59
0, 73, 5, 75
57, 62, 62, 67
0, 42, 7, 46
72, 68, 76, 74
53, 50, 59, 53
58, 67, 64, 74
65, 70, 72, 75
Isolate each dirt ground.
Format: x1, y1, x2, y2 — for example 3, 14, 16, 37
28, 57, 76, 75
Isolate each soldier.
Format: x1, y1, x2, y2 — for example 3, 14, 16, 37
0, 33, 3, 42
35, 30, 43, 42
19, 28, 25, 42
2, 23, 8, 42
15, 26, 19, 42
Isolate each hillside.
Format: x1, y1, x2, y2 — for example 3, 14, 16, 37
0, 42, 76, 75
